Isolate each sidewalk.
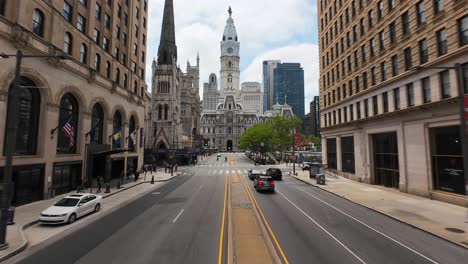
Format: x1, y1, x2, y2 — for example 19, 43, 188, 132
290, 170, 468, 249
0, 171, 177, 262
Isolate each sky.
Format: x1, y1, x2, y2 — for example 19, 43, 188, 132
146, 0, 319, 114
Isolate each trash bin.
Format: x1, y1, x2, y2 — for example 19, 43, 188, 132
316, 174, 326, 185
309, 162, 323, 179
7, 206, 15, 225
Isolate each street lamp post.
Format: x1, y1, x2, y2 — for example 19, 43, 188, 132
0, 50, 70, 248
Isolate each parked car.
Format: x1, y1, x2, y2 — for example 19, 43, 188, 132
254, 175, 275, 192
248, 170, 267, 180
39, 193, 102, 225
266, 168, 283, 181
302, 162, 313, 171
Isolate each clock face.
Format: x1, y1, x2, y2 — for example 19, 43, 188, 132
227, 47, 233, 54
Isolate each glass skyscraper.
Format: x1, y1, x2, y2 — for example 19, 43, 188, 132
273, 63, 305, 119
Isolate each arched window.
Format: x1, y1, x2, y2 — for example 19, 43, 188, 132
80, 43, 87, 64
4, 77, 40, 155
228, 61, 232, 68
32, 9, 45, 37
228, 74, 232, 83
228, 127, 232, 134
133, 80, 138, 93
106, 61, 111, 78
123, 74, 128, 88
158, 105, 162, 120
57, 93, 78, 154
64, 32, 72, 55
141, 86, 144, 97
228, 103, 232, 110
128, 116, 136, 152
91, 104, 104, 144
164, 105, 168, 120
113, 111, 122, 148
95, 53, 101, 72
115, 68, 120, 83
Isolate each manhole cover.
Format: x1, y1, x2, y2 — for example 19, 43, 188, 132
445, 228, 466, 234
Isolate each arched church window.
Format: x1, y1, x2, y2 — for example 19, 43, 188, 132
91, 103, 104, 144
158, 105, 162, 120
128, 116, 136, 152
229, 104, 232, 110
228, 61, 232, 68
164, 105, 168, 120
4, 77, 40, 155
228, 127, 232, 134
112, 110, 122, 149
57, 93, 79, 154
228, 74, 232, 83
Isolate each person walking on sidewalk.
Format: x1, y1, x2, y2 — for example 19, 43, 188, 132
97, 176, 103, 193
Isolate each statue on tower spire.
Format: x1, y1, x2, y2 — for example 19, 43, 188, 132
228, 6, 232, 17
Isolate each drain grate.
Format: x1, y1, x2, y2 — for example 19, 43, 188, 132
445, 227, 466, 234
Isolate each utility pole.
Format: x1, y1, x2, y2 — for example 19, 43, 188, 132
0, 51, 70, 248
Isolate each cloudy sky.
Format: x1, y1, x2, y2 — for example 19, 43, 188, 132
146, 0, 319, 114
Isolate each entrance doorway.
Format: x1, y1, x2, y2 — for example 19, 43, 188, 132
227, 140, 233, 151
373, 132, 399, 188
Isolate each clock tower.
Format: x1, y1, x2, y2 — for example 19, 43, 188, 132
220, 6, 240, 97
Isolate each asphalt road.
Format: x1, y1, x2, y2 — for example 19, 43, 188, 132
11, 153, 468, 264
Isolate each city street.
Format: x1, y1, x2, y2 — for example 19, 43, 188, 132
8, 153, 468, 264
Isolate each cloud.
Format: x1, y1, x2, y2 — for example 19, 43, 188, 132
241, 44, 320, 114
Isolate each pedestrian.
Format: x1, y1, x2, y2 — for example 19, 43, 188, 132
175, 163, 178, 172
97, 176, 103, 193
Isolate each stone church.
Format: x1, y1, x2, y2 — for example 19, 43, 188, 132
145, 0, 200, 157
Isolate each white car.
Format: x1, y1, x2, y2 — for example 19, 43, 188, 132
39, 193, 102, 224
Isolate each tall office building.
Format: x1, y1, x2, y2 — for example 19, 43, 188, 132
304, 96, 320, 137
0, 0, 148, 206
273, 63, 305, 119
263, 60, 281, 112
319, 0, 467, 205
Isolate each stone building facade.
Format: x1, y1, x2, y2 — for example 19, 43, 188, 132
0, 0, 148, 206
318, 0, 467, 206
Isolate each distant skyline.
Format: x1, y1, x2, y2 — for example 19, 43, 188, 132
147, 0, 319, 114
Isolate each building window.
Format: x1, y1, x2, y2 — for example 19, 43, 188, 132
112, 111, 122, 149
381, 61, 387, 82
164, 105, 168, 120
361, 45, 366, 63
440, 70, 451, 99
90, 104, 104, 144
131, 62, 136, 73
103, 37, 109, 52
363, 72, 368, 89
115, 68, 120, 84
136, 7, 140, 19
124, 12, 128, 26
121, 53, 126, 64
419, 39, 428, 64
106, 61, 111, 78
4, 78, 40, 155
430, 126, 465, 195
350, 104, 354, 121
394, 88, 400, 110
93, 28, 100, 44
141, 51, 145, 63
402, 12, 410, 35
355, 76, 360, 93
379, 31, 385, 50
64, 2, 73, 22
422, 77, 431, 103
79, 0, 87, 6
157, 105, 162, 120
383, 92, 389, 113
377, 1, 383, 20
134, 25, 139, 37
389, 21, 396, 44
368, 10, 374, 28
95, 53, 100, 72
342, 137, 355, 174
404, 47, 412, 71
370, 38, 375, 57
364, 99, 369, 117
373, 96, 378, 115
123, 74, 128, 88
349, 80, 353, 96
463, 62, 468, 94
0, 0, 5, 16
416, 1, 426, 25
143, 34, 146, 45
117, 4, 122, 17
327, 138, 337, 170
433, 0, 444, 14
116, 25, 120, 39
391, 55, 398, 77
356, 102, 361, 119
407, 83, 415, 107
77, 14, 86, 32
459, 16, 468, 47
64, 32, 73, 55
104, 13, 110, 29
32, 9, 45, 37
140, 69, 145, 79
114, 47, 119, 58
106, 0, 112, 6
123, 33, 128, 46
133, 43, 138, 55
95, 3, 101, 20
371, 67, 376, 86
437, 28, 448, 56
80, 44, 87, 64
360, 18, 365, 35
57, 93, 78, 154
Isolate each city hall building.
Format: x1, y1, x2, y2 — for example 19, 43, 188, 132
0, 0, 148, 206
318, 0, 467, 206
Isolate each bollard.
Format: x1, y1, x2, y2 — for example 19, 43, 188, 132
117, 180, 122, 189
151, 176, 155, 184
105, 183, 111, 193
7, 206, 15, 225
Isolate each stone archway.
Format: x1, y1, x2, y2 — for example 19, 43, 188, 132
227, 140, 233, 151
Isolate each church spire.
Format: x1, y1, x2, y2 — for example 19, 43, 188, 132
157, 0, 177, 65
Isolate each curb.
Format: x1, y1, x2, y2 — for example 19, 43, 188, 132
288, 174, 468, 250
0, 174, 179, 262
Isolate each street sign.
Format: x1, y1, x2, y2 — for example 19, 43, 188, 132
294, 133, 302, 148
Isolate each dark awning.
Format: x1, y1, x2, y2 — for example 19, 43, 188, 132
92, 148, 129, 157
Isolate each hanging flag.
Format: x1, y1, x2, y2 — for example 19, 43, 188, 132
63, 117, 75, 147
140, 128, 145, 148
130, 130, 137, 144
113, 128, 122, 145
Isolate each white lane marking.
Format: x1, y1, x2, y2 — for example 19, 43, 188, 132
297, 188, 439, 264
276, 189, 367, 264
243, 170, 248, 174
172, 209, 185, 223
237, 170, 242, 174
152, 192, 161, 195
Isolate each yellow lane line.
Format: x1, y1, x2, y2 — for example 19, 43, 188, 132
218, 174, 228, 264
241, 175, 290, 264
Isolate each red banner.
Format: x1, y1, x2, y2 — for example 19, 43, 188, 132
294, 133, 302, 148
465, 96, 468, 136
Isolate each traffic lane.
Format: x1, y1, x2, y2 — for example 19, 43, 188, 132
75, 168, 226, 264
242, 174, 363, 264
13, 174, 193, 264
276, 176, 467, 264
285, 177, 468, 264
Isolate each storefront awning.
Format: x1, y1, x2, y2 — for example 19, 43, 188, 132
92, 148, 129, 157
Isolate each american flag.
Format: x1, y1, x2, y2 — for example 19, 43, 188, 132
63, 117, 75, 147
